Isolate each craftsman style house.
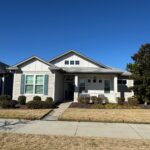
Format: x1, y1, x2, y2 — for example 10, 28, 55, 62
9, 50, 134, 102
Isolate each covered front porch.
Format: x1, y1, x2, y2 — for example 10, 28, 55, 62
63, 74, 118, 103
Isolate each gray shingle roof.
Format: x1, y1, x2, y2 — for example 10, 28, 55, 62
62, 67, 123, 74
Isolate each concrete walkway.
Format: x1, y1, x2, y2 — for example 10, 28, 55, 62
1, 119, 150, 139
42, 102, 72, 121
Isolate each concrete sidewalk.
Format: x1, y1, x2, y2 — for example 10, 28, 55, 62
1, 120, 150, 139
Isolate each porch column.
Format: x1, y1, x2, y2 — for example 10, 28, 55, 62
114, 76, 118, 98
74, 75, 79, 102
2, 75, 5, 95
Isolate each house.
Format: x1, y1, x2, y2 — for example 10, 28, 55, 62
0, 62, 13, 96
9, 50, 134, 103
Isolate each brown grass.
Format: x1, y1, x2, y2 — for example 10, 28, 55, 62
0, 109, 51, 120
0, 133, 150, 150
59, 108, 150, 123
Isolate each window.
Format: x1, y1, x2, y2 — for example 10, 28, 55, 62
25, 75, 34, 94
118, 79, 127, 85
79, 79, 85, 93
87, 79, 91, 83
93, 79, 96, 83
75, 60, 80, 65
35, 75, 44, 94
99, 80, 102, 83
25, 75, 44, 94
65, 60, 69, 65
70, 60, 74, 65
104, 80, 110, 93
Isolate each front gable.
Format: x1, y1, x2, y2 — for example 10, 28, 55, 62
20, 59, 50, 72
49, 50, 109, 68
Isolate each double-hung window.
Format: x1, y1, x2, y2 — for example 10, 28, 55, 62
35, 75, 44, 94
25, 75, 44, 94
25, 75, 34, 94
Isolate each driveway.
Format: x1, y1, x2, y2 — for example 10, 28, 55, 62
1, 119, 150, 139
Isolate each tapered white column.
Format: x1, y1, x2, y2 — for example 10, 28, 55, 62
2, 76, 5, 95
114, 76, 118, 97
74, 75, 79, 102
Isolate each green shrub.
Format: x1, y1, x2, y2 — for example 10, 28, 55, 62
128, 96, 139, 106
102, 97, 109, 104
0, 100, 18, 109
78, 95, 90, 104
116, 97, 125, 105
27, 99, 56, 109
0, 100, 11, 108
10, 100, 18, 108
18, 96, 26, 105
45, 97, 53, 103
95, 97, 103, 104
0, 95, 11, 101
27, 100, 45, 109
91, 96, 97, 103
33, 96, 41, 101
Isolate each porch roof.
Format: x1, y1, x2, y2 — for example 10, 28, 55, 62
62, 67, 123, 74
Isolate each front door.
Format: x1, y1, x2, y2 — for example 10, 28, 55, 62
64, 75, 75, 101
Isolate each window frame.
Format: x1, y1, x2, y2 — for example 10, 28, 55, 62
75, 60, 80, 65
24, 74, 45, 95
70, 60, 74, 65
64, 60, 69, 65
118, 79, 127, 85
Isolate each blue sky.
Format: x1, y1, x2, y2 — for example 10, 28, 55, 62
0, 0, 150, 70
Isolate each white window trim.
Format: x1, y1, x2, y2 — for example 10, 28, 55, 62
24, 74, 45, 95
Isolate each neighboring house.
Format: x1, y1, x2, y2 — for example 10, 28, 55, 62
0, 62, 13, 96
9, 50, 134, 102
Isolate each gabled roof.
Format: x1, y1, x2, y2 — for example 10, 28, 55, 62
8, 56, 59, 70
49, 50, 111, 69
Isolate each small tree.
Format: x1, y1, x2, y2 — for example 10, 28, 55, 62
127, 44, 150, 105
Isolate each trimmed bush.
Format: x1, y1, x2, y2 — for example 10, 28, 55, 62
116, 97, 125, 105
0, 100, 18, 109
93, 97, 103, 104
102, 97, 109, 104
27, 98, 56, 109
18, 96, 26, 105
33, 96, 41, 102
0, 95, 11, 101
91, 96, 97, 103
27, 100, 45, 109
45, 97, 53, 103
0, 100, 11, 108
10, 100, 18, 108
128, 96, 139, 106
78, 95, 90, 104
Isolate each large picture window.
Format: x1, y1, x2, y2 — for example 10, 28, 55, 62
25, 75, 44, 94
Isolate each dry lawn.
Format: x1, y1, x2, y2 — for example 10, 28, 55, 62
59, 108, 150, 123
0, 109, 51, 120
0, 133, 150, 150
